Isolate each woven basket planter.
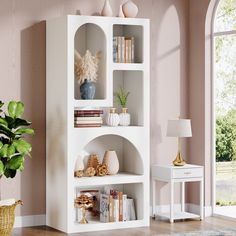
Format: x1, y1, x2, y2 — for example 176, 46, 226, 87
0, 200, 22, 236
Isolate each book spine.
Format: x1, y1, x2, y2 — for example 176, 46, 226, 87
74, 120, 103, 124
121, 37, 125, 63
113, 37, 117, 63
128, 39, 132, 63
117, 37, 121, 63
74, 114, 102, 117
131, 37, 134, 63
100, 194, 109, 223
122, 194, 127, 222
125, 39, 128, 63
113, 199, 119, 222
74, 109, 103, 113
109, 195, 114, 222
126, 198, 136, 221
74, 112, 102, 117
74, 124, 101, 128
74, 117, 103, 121
118, 192, 123, 221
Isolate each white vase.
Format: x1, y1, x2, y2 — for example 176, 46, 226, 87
106, 108, 120, 126
119, 108, 130, 126
101, 0, 113, 17
103, 150, 119, 175
118, 5, 125, 18
74, 155, 84, 172
122, 0, 138, 18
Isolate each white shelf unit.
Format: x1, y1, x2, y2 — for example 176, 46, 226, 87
46, 15, 149, 233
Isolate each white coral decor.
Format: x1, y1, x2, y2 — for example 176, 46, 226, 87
74, 49, 101, 85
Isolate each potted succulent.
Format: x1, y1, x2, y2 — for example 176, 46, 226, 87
0, 100, 34, 235
74, 49, 101, 100
114, 87, 130, 126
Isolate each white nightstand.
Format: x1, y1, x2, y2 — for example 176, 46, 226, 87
152, 164, 204, 223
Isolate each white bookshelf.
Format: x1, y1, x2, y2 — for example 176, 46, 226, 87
46, 15, 150, 233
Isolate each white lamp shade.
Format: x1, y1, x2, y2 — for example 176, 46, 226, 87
167, 119, 192, 137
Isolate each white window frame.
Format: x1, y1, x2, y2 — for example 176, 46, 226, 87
212, 0, 236, 219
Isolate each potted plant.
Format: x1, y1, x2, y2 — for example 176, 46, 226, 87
114, 87, 131, 126
74, 49, 101, 100
0, 100, 34, 235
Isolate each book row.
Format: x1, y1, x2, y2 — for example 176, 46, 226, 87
74, 109, 103, 128
75, 189, 136, 223
113, 36, 134, 63
100, 189, 136, 223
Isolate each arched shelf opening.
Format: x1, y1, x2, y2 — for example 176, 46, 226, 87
74, 134, 144, 176
74, 23, 106, 100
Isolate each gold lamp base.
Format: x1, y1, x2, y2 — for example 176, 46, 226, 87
173, 151, 186, 166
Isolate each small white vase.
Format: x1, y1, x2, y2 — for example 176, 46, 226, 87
74, 155, 84, 172
119, 108, 130, 126
122, 0, 138, 18
101, 0, 113, 17
103, 150, 119, 175
118, 5, 125, 18
106, 108, 120, 126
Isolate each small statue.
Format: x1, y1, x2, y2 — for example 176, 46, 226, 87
75, 194, 93, 224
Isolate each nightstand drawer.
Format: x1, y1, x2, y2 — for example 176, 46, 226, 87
172, 168, 203, 179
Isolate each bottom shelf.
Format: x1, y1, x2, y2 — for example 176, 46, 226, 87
156, 211, 200, 220
70, 219, 146, 233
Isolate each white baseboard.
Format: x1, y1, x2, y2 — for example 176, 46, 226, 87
13, 204, 212, 228
151, 204, 213, 217
14, 214, 46, 228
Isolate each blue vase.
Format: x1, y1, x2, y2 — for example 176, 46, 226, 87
80, 79, 96, 100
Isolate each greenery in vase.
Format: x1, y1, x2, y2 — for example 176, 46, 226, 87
0, 101, 34, 178
74, 49, 101, 85
114, 87, 130, 108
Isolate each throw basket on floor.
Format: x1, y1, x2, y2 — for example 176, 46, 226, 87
0, 200, 22, 236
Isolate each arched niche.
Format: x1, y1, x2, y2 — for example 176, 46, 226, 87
74, 23, 106, 100
75, 134, 144, 175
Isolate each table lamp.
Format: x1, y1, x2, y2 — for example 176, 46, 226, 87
166, 119, 192, 166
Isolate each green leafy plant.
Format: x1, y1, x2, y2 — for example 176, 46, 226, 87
114, 87, 130, 108
0, 101, 34, 178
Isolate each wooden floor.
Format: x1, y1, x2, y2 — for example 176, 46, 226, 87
12, 217, 236, 236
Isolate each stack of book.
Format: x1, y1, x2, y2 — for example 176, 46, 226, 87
74, 109, 103, 128
100, 189, 136, 223
113, 36, 134, 63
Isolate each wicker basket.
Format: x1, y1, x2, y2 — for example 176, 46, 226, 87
0, 200, 22, 236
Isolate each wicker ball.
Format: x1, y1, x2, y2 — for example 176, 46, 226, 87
74, 170, 84, 178
85, 167, 96, 177
96, 164, 108, 176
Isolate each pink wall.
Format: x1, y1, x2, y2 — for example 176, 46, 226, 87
0, 0, 190, 216
188, 0, 215, 209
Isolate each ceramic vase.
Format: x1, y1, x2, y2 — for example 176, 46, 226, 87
103, 150, 119, 175
74, 156, 84, 172
118, 5, 125, 18
122, 0, 138, 18
101, 0, 113, 17
74, 155, 84, 177
119, 108, 130, 126
80, 79, 96, 100
106, 108, 120, 126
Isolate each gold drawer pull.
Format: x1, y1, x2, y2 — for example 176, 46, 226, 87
184, 172, 192, 175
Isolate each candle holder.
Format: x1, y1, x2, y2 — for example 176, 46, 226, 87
75, 194, 93, 224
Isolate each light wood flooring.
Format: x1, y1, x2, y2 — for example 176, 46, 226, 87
12, 217, 236, 236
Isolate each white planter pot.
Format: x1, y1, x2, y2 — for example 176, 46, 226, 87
106, 108, 120, 126
119, 108, 130, 126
